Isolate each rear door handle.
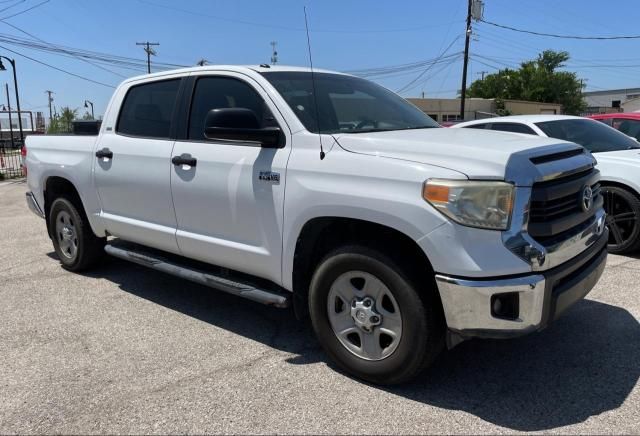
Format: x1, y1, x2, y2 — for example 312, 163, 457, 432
95, 147, 113, 159
172, 153, 197, 167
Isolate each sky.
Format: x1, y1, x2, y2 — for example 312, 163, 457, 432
2, 0, 640, 120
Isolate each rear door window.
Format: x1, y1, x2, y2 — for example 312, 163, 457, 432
117, 79, 181, 139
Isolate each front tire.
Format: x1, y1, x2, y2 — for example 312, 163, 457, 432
49, 197, 105, 271
308, 245, 443, 385
602, 186, 640, 254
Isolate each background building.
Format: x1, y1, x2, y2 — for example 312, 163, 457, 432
622, 97, 640, 113
583, 87, 640, 115
406, 98, 562, 123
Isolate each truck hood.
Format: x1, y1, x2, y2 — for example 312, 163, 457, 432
334, 128, 574, 179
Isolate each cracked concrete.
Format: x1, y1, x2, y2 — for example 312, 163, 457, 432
1, 180, 639, 434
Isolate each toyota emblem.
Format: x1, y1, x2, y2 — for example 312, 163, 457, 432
581, 185, 593, 212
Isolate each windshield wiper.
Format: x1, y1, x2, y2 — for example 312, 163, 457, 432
346, 128, 394, 134
402, 125, 439, 130
345, 126, 438, 134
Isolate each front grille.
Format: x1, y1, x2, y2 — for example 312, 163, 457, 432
530, 183, 601, 222
528, 168, 602, 241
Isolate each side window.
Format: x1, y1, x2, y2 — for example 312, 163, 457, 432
188, 76, 277, 140
117, 79, 180, 138
490, 123, 537, 135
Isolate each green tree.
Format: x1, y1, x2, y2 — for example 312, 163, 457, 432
46, 116, 62, 134
59, 107, 78, 132
468, 50, 586, 115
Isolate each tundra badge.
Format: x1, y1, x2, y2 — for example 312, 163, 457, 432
259, 171, 280, 183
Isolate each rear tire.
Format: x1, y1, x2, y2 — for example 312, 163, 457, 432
308, 245, 443, 385
49, 197, 105, 272
602, 186, 640, 254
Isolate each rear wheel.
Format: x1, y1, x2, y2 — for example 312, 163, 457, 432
308, 245, 443, 385
49, 197, 105, 271
602, 186, 640, 254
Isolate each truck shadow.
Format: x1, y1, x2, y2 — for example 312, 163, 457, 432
386, 300, 640, 431
81, 255, 639, 432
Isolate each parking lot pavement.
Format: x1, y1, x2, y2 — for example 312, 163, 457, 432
1, 179, 639, 435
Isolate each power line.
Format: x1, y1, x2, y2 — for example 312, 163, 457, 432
0, 43, 116, 87
0, 0, 24, 14
396, 35, 462, 94
1, 0, 48, 20
399, 55, 462, 95
345, 52, 463, 79
0, 31, 186, 72
480, 18, 640, 40
0, 20, 128, 78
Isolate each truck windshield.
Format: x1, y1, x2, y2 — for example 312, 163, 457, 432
261, 71, 439, 134
536, 119, 640, 153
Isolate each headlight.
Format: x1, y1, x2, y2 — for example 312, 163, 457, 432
423, 179, 514, 230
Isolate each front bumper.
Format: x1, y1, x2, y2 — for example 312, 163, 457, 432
26, 191, 45, 219
436, 226, 608, 341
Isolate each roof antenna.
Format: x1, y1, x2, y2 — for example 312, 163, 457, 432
304, 6, 325, 160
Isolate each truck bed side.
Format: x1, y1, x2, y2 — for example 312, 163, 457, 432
25, 135, 103, 235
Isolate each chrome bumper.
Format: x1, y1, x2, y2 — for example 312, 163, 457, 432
26, 192, 45, 218
503, 187, 606, 271
436, 226, 608, 341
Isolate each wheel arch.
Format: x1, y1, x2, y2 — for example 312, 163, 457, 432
43, 176, 98, 238
290, 216, 441, 320
599, 179, 640, 199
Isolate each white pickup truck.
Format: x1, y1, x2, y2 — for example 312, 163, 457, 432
25, 65, 608, 384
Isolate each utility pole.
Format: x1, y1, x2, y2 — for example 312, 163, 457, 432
459, 0, 473, 121
477, 70, 489, 81
459, 0, 484, 120
136, 42, 160, 74
45, 90, 53, 125
270, 41, 278, 65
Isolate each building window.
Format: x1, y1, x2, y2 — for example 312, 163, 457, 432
612, 100, 621, 108
427, 114, 439, 122
442, 114, 462, 122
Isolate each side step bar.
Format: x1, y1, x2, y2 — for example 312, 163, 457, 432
104, 244, 290, 308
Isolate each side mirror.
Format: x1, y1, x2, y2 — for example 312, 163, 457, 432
204, 108, 283, 148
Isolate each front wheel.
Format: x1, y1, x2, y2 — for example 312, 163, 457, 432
49, 197, 105, 271
602, 186, 640, 254
308, 245, 443, 385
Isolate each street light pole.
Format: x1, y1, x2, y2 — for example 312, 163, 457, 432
84, 100, 94, 119
5, 83, 14, 149
0, 57, 23, 145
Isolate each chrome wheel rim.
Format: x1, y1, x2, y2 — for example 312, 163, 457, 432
327, 271, 402, 361
604, 189, 638, 248
55, 210, 78, 260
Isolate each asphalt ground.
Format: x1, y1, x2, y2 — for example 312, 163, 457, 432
1, 179, 639, 434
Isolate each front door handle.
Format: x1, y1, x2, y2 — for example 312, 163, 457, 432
95, 147, 113, 159
172, 153, 197, 167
